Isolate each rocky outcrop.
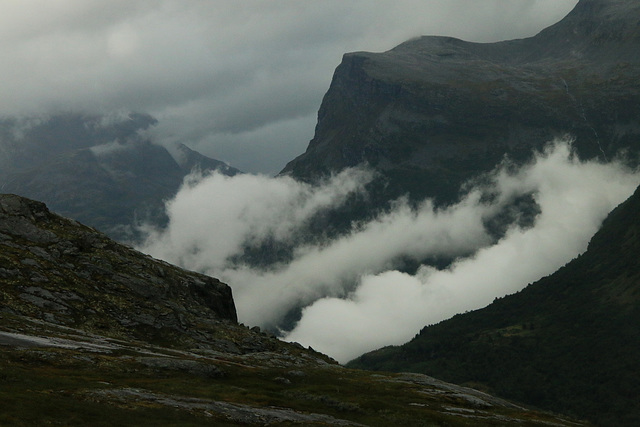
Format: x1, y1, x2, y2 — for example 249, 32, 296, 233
282, 0, 640, 203
0, 193, 237, 344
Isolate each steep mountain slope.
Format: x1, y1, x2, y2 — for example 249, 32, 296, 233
282, 0, 640, 205
348, 183, 640, 426
0, 114, 239, 241
0, 193, 237, 343
0, 194, 586, 426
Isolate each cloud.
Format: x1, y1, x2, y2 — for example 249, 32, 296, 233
89, 140, 131, 157
284, 141, 640, 363
140, 166, 376, 273
139, 137, 638, 363
0, 1, 578, 172
221, 189, 496, 328
141, 163, 498, 329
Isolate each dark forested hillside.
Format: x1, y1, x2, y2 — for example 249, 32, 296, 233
348, 183, 640, 426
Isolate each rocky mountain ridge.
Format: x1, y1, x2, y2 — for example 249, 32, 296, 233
0, 113, 240, 242
281, 0, 640, 204
0, 193, 588, 426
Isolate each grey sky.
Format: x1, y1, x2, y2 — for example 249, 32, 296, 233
1, 1, 578, 173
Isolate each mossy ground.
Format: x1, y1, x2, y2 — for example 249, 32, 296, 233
0, 322, 589, 426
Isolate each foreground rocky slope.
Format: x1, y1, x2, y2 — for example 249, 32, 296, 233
349, 183, 640, 426
282, 0, 640, 204
0, 194, 586, 426
0, 193, 237, 344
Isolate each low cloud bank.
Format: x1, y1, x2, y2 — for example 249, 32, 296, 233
141, 167, 375, 272
140, 139, 639, 363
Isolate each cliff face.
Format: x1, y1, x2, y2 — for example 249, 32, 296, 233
0, 193, 238, 344
282, 0, 640, 203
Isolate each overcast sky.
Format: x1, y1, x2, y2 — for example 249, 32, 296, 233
2, 0, 578, 173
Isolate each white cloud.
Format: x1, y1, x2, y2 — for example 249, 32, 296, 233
221, 189, 495, 327
89, 140, 130, 156
284, 141, 640, 363
141, 166, 376, 273
139, 137, 638, 363
141, 162, 498, 328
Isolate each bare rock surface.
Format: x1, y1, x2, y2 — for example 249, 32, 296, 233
0, 193, 239, 346
282, 0, 640, 206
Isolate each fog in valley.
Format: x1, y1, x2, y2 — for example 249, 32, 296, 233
141, 139, 640, 362
5, 1, 615, 363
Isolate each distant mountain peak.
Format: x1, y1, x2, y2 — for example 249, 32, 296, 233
0, 113, 242, 242
173, 142, 241, 176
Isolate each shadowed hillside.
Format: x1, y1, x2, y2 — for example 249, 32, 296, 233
0, 193, 587, 426
0, 114, 240, 242
348, 183, 640, 426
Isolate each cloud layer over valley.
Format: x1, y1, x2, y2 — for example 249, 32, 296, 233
140, 139, 640, 363
9, 0, 626, 366
2, 1, 578, 173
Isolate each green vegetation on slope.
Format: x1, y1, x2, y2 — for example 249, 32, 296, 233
0, 325, 589, 427
348, 185, 640, 427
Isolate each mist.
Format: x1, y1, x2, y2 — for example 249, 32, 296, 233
139, 138, 640, 363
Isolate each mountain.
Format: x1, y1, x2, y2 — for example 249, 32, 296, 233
0, 113, 157, 173
347, 182, 640, 426
0, 113, 240, 242
0, 193, 586, 426
281, 0, 640, 205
